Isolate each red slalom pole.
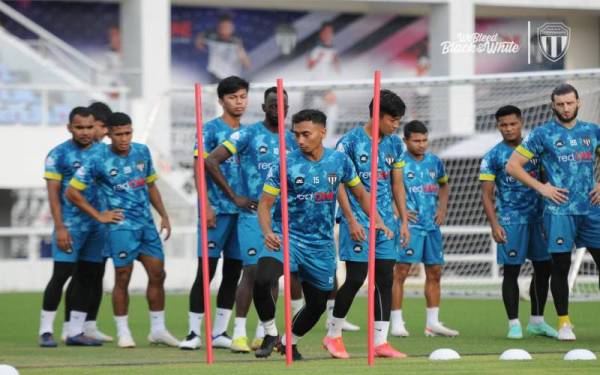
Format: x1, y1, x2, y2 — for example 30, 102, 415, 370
367, 71, 381, 366
194, 83, 214, 364
276, 78, 293, 366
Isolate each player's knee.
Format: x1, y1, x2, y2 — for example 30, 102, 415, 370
425, 266, 442, 283
222, 259, 243, 284
393, 264, 410, 283
375, 271, 393, 289
532, 260, 552, 278
114, 267, 132, 287
148, 267, 166, 284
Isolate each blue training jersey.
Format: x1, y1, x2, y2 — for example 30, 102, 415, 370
221, 121, 297, 211
44, 140, 103, 232
70, 142, 158, 231
194, 117, 244, 215
480, 140, 543, 225
516, 119, 600, 215
335, 127, 404, 229
263, 148, 360, 250
402, 152, 448, 231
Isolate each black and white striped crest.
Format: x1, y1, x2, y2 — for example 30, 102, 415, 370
537, 23, 570, 62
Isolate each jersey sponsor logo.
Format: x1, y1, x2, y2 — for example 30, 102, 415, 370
555, 139, 565, 148
359, 154, 368, 163
405, 248, 414, 256
359, 170, 389, 181
258, 162, 273, 170
556, 237, 565, 245
352, 244, 363, 253
247, 248, 257, 256
109, 168, 118, 177
258, 145, 268, 154
297, 191, 335, 202
508, 249, 517, 258
72, 161, 81, 169
295, 177, 305, 186
556, 151, 593, 163
408, 184, 439, 193
114, 177, 146, 191
327, 173, 338, 185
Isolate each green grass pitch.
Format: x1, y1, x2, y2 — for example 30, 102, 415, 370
1, 292, 599, 374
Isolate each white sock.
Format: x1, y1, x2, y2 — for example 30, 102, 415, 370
68, 311, 87, 337
426, 307, 440, 327
114, 315, 131, 337
327, 317, 344, 338
233, 317, 247, 339
83, 320, 97, 332
326, 299, 335, 320
255, 321, 265, 339
149, 310, 166, 334
281, 333, 300, 345
213, 308, 232, 336
61, 321, 69, 338
529, 315, 544, 325
291, 299, 304, 317
188, 312, 203, 336
262, 319, 278, 337
509, 319, 521, 327
39, 310, 56, 335
390, 309, 404, 325
374, 321, 390, 346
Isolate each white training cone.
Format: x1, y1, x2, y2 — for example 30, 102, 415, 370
564, 349, 597, 361
499, 349, 532, 360
429, 348, 461, 360
0, 365, 19, 375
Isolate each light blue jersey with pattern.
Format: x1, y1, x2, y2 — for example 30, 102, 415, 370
263, 148, 360, 249
70, 143, 158, 231
222, 121, 297, 207
516, 119, 600, 215
194, 117, 243, 214
335, 127, 404, 229
402, 152, 448, 231
44, 140, 103, 232
480, 141, 543, 224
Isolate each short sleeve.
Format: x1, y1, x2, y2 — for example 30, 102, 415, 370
436, 157, 448, 185
335, 136, 351, 157
392, 136, 405, 169
44, 148, 63, 181
194, 124, 217, 159
223, 128, 249, 155
517, 128, 543, 160
341, 154, 360, 188
479, 152, 496, 181
145, 146, 158, 184
263, 163, 281, 196
69, 158, 96, 191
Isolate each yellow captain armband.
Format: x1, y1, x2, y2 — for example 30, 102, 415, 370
393, 160, 405, 169
44, 172, 62, 181
222, 141, 237, 154
479, 174, 496, 182
263, 184, 280, 196
346, 176, 361, 188
515, 145, 534, 159
69, 178, 87, 190
438, 175, 449, 184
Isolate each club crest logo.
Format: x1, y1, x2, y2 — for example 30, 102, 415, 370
582, 137, 591, 147
136, 161, 145, 172
385, 154, 394, 166
327, 173, 338, 185
429, 169, 436, 179
537, 22, 571, 62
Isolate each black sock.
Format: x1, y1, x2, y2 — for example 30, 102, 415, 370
189, 257, 219, 313
332, 261, 367, 319
253, 257, 283, 322
550, 252, 571, 316
86, 259, 106, 321
43, 262, 74, 311
216, 258, 242, 310
530, 260, 552, 316
70, 261, 102, 314
374, 259, 395, 321
291, 283, 329, 337
502, 264, 521, 320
